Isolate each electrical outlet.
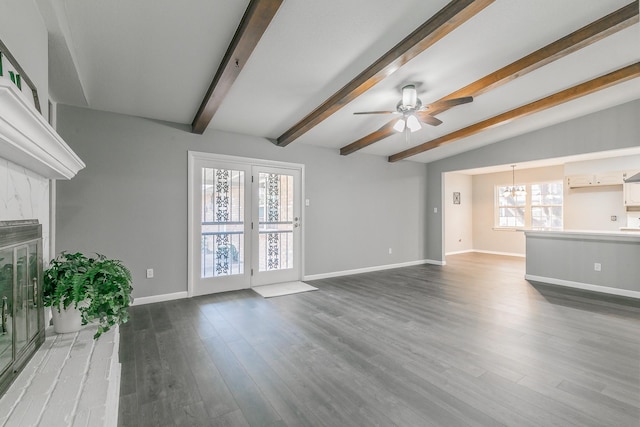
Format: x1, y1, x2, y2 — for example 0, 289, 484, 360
433, 207, 438, 213
594, 263, 601, 272
146, 268, 154, 279
388, 248, 393, 255
610, 215, 617, 222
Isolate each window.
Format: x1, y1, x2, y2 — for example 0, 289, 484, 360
497, 188, 526, 227
531, 182, 563, 229
495, 181, 563, 230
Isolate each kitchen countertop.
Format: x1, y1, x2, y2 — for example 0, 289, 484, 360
522, 229, 640, 242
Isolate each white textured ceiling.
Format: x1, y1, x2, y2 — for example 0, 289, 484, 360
43, 0, 640, 164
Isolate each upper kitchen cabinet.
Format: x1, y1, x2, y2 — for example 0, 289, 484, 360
566, 172, 624, 188
624, 182, 640, 206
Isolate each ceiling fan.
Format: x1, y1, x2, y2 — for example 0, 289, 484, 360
354, 84, 473, 139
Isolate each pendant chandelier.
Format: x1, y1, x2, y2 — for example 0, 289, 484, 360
503, 165, 526, 197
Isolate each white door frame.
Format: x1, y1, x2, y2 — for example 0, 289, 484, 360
187, 151, 305, 297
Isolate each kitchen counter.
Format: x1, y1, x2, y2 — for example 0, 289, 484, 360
523, 229, 640, 298
523, 228, 640, 240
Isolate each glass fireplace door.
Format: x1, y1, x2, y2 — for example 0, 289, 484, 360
0, 220, 44, 399
0, 248, 13, 375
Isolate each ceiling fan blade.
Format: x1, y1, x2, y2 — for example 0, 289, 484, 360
416, 112, 443, 126
353, 111, 397, 115
425, 96, 473, 111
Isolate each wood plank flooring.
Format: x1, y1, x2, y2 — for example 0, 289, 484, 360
118, 253, 640, 426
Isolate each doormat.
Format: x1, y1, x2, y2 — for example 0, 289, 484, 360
252, 281, 318, 298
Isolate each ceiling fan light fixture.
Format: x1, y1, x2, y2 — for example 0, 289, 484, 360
402, 85, 417, 108
406, 114, 421, 132
393, 118, 406, 132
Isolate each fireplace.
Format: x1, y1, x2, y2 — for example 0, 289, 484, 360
0, 220, 44, 397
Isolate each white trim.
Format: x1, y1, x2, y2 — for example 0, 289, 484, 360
445, 249, 474, 256
300, 166, 306, 282
105, 325, 121, 427
525, 274, 640, 299
439, 172, 445, 261
304, 259, 438, 281
446, 249, 524, 257
132, 291, 188, 306
49, 179, 56, 261
473, 249, 525, 258
187, 153, 195, 297
188, 150, 304, 171
0, 81, 85, 179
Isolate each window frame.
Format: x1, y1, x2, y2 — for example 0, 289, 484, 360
495, 186, 526, 229
494, 180, 563, 230
530, 181, 564, 230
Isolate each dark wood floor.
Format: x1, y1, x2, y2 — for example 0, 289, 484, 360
118, 253, 640, 426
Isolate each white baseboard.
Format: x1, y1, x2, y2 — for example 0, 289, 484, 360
525, 274, 640, 299
304, 259, 441, 281
445, 249, 525, 258
473, 249, 525, 258
445, 249, 474, 256
132, 291, 188, 306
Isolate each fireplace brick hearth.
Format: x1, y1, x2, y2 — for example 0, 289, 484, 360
0, 325, 120, 426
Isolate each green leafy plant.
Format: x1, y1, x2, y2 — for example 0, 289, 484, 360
43, 252, 133, 339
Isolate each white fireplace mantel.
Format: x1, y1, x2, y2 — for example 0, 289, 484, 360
0, 80, 84, 179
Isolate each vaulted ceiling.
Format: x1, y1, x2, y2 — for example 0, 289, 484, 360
42, 0, 640, 164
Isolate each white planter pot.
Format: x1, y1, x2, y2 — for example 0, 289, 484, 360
51, 303, 82, 334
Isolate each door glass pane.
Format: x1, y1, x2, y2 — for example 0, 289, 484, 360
0, 248, 13, 373
201, 168, 244, 278
258, 173, 294, 272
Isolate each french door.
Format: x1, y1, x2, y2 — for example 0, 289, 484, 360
189, 153, 302, 296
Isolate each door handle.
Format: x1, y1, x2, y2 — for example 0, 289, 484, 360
1, 296, 7, 334
33, 278, 37, 307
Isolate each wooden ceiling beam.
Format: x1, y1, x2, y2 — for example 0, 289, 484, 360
388, 62, 640, 162
191, 0, 283, 134
341, 0, 639, 156
275, 0, 495, 147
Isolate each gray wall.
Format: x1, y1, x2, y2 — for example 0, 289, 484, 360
55, 105, 428, 298
0, 0, 49, 118
427, 99, 640, 262
526, 233, 640, 293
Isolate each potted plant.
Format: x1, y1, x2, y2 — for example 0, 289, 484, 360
43, 252, 133, 339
